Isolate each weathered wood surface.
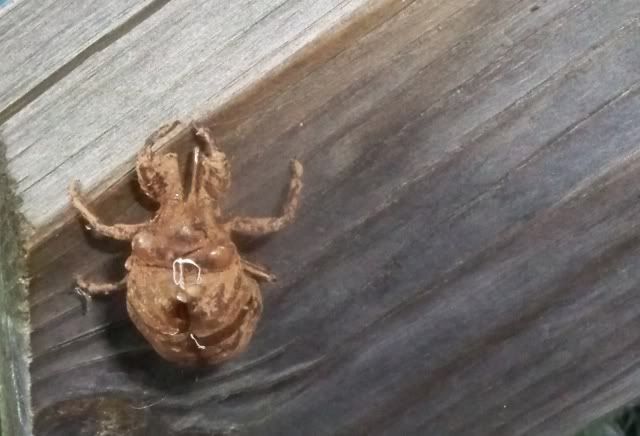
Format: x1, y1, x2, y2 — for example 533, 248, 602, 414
14, 0, 640, 434
0, 140, 30, 436
0, 0, 160, 117
1, 0, 370, 237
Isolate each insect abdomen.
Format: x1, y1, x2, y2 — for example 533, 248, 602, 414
126, 267, 262, 366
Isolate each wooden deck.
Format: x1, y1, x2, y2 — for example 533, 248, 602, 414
2, 0, 640, 434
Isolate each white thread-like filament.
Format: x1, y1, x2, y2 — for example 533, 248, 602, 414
190, 333, 206, 350
172, 258, 202, 290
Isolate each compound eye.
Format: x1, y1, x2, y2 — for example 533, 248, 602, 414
132, 231, 154, 257
201, 244, 234, 270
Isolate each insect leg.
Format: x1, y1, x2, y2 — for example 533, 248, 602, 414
192, 124, 231, 198
68, 181, 145, 240
191, 122, 218, 156
241, 258, 276, 282
74, 275, 127, 314
75, 274, 127, 295
227, 160, 303, 236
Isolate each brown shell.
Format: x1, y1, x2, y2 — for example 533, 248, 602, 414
126, 260, 262, 365
124, 203, 263, 365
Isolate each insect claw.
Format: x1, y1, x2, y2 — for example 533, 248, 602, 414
68, 179, 80, 195
290, 159, 303, 177
73, 286, 92, 314
191, 122, 208, 141
191, 121, 220, 155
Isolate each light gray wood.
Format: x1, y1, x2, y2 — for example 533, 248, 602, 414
0, 0, 158, 116
2, 0, 370, 242
0, 0, 24, 18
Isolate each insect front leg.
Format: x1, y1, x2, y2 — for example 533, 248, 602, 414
136, 141, 183, 202
192, 124, 231, 198
75, 275, 127, 295
241, 258, 276, 282
68, 182, 145, 240
226, 160, 303, 236
192, 123, 218, 156
74, 275, 127, 314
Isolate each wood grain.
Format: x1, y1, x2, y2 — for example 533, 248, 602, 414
0, 139, 31, 436
22, 0, 640, 435
0, 0, 161, 118
2, 0, 371, 238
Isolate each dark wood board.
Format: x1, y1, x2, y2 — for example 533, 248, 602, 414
28, 0, 640, 434
0, 139, 30, 436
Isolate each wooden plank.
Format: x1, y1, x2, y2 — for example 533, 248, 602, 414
26, 0, 640, 434
0, 0, 162, 117
0, 140, 30, 436
2, 0, 371, 241
0, 1, 25, 18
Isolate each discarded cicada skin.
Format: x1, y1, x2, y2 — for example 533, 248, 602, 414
69, 122, 302, 365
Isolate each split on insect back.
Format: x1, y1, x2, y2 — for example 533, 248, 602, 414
69, 122, 303, 366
